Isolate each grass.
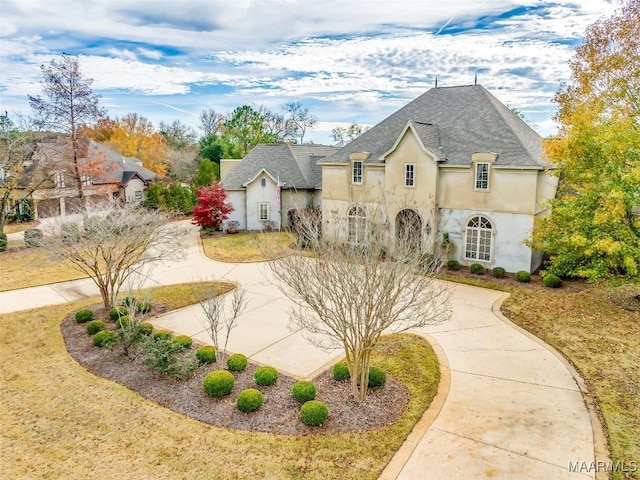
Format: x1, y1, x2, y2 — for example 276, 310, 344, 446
0, 282, 440, 480
2, 221, 40, 234
501, 281, 639, 480
201, 231, 295, 263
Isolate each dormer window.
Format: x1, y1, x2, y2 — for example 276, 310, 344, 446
352, 161, 363, 184
404, 164, 415, 187
475, 163, 490, 190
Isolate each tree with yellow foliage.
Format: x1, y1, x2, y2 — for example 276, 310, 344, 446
532, 0, 640, 280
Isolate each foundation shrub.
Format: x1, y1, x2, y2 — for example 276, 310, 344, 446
108, 307, 128, 321
86, 320, 105, 335
237, 388, 263, 412
491, 267, 506, 278
332, 362, 350, 381
299, 400, 329, 426
173, 335, 193, 350
515, 270, 531, 283
367, 366, 387, 387
543, 274, 563, 288
446, 259, 461, 271
469, 263, 485, 275
75, 309, 94, 323
227, 353, 248, 372
196, 346, 217, 363
254, 366, 279, 386
292, 381, 317, 403
203, 370, 235, 397
92, 330, 115, 347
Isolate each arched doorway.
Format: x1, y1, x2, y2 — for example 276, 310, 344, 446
396, 209, 422, 251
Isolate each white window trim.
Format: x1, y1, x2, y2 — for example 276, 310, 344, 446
347, 206, 366, 244
258, 202, 270, 221
134, 190, 143, 201
404, 163, 415, 187
464, 215, 493, 262
474, 162, 490, 191
352, 161, 363, 185
54, 172, 66, 188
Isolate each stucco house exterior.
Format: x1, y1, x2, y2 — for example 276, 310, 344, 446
319, 84, 558, 273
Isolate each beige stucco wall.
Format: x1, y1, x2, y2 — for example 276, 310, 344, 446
220, 159, 241, 180
123, 177, 146, 204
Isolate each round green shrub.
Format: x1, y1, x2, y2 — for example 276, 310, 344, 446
137, 302, 152, 314
227, 353, 248, 372
75, 309, 94, 323
152, 329, 173, 342
108, 307, 128, 321
469, 263, 485, 275
237, 388, 264, 412
140, 322, 154, 336
367, 366, 387, 387
446, 259, 461, 271
292, 381, 317, 403
196, 346, 217, 363
115, 315, 130, 329
332, 362, 350, 381
299, 400, 329, 427
515, 270, 531, 283
86, 320, 105, 335
121, 296, 136, 307
60, 222, 79, 244
543, 274, 563, 288
173, 335, 193, 350
0, 232, 7, 252
92, 330, 115, 347
492, 267, 506, 278
24, 228, 44, 247
254, 366, 279, 386
203, 370, 235, 397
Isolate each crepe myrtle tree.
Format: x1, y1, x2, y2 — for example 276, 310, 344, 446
263, 203, 451, 402
54, 203, 184, 308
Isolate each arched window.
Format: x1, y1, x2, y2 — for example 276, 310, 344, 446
465, 215, 493, 261
347, 206, 366, 244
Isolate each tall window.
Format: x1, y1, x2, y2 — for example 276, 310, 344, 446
81, 175, 91, 186
404, 164, 415, 187
352, 161, 363, 184
259, 202, 269, 221
475, 163, 490, 190
347, 206, 366, 244
54, 172, 65, 188
134, 190, 142, 201
465, 215, 493, 261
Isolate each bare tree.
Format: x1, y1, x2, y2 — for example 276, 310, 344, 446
194, 283, 247, 366
159, 119, 198, 150
54, 203, 184, 308
284, 102, 318, 144
331, 122, 369, 145
28, 54, 106, 204
263, 205, 450, 402
199, 108, 223, 137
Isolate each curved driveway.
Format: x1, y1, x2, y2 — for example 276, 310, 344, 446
0, 222, 598, 479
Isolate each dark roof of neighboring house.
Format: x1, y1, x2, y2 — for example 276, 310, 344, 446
88, 141, 156, 185
322, 84, 547, 168
222, 143, 339, 190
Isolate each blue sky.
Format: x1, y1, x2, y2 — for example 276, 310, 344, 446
0, 0, 617, 144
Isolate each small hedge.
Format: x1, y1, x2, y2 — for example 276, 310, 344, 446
140, 322, 154, 336
108, 307, 128, 320
115, 316, 130, 329
75, 309, 94, 323
24, 229, 44, 247
227, 353, 248, 372
86, 320, 105, 335
237, 388, 263, 412
292, 381, 317, 403
254, 366, 279, 386
60, 222, 79, 244
173, 335, 193, 350
469, 263, 485, 275
446, 259, 461, 271
515, 270, 531, 283
137, 302, 152, 314
492, 267, 506, 278
543, 274, 563, 288
152, 329, 173, 342
368, 366, 387, 387
196, 346, 217, 363
92, 330, 115, 347
203, 370, 235, 397
0, 232, 7, 252
332, 362, 350, 381
300, 400, 329, 426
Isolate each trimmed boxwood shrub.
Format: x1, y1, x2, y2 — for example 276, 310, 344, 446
0, 232, 7, 252
515, 270, 531, 283
122, 296, 136, 307
108, 307, 128, 321
254, 366, 279, 386
492, 267, 506, 278
61, 222, 79, 244
86, 320, 105, 335
24, 228, 44, 247
140, 322, 154, 336
446, 259, 461, 271
332, 362, 350, 381
227, 353, 248, 372
203, 370, 235, 397
543, 274, 563, 288
137, 302, 152, 314
115, 316, 130, 329
173, 335, 193, 350
368, 366, 387, 387
75, 309, 94, 323
300, 400, 329, 426
92, 330, 115, 347
152, 329, 173, 342
469, 263, 485, 275
292, 380, 317, 403
237, 388, 263, 412
196, 346, 217, 363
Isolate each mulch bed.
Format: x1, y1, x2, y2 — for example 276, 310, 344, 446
62, 306, 409, 435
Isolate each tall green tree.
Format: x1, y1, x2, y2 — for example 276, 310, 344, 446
532, 0, 640, 279
194, 158, 218, 187
222, 105, 280, 157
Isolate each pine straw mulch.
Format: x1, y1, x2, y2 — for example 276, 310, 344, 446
61, 306, 409, 436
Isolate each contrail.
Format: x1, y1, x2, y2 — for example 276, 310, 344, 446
435, 17, 454, 35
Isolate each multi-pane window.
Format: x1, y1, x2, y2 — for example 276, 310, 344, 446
465, 215, 493, 261
259, 202, 269, 221
404, 164, 415, 187
134, 190, 142, 201
475, 163, 490, 190
352, 161, 363, 184
261, 178, 266, 187
81, 175, 91, 186
54, 172, 65, 188
347, 206, 366, 244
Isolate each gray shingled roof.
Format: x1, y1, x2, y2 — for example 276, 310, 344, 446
88, 141, 156, 185
222, 143, 339, 190
322, 85, 546, 168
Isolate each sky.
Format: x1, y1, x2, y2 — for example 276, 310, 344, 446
0, 0, 619, 144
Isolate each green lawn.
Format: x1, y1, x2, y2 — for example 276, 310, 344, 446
201, 231, 295, 263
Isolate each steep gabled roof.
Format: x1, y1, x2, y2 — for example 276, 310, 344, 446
322, 85, 547, 168
88, 141, 156, 185
222, 143, 339, 190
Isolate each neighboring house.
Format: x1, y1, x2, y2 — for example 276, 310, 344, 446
18, 137, 156, 218
221, 144, 338, 230
319, 84, 558, 273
